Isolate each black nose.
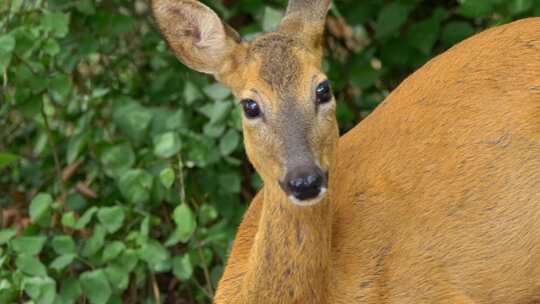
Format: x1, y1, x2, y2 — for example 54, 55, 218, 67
280, 167, 326, 201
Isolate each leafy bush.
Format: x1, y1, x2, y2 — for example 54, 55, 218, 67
1, 0, 538, 303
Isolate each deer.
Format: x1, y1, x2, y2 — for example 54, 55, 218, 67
152, 0, 540, 302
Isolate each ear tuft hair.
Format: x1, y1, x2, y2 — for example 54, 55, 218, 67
285, 0, 331, 21
278, 0, 331, 52
152, 0, 240, 74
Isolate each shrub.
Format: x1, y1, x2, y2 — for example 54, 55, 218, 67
1, 0, 538, 303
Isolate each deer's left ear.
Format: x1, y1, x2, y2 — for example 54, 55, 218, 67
278, 0, 331, 52
152, 0, 242, 75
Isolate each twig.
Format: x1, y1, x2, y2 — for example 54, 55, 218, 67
13, 53, 38, 75
196, 240, 214, 297
2, 66, 7, 87
176, 154, 214, 297
192, 276, 213, 299
75, 256, 94, 270
127, 275, 138, 304
1, 0, 13, 33
150, 272, 161, 303
176, 154, 186, 204
40, 96, 66, 199
0, 108, 20, 148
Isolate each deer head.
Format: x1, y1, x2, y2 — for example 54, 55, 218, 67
152, 0, 338, 206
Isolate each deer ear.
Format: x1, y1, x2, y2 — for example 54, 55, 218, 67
152, 0, 241, 75
279, 0, 330, 51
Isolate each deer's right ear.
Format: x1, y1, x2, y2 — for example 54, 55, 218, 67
152, 0, 241, 75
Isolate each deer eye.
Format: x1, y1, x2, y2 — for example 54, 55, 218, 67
241, 99, 261, 119
315, 80, 332, 105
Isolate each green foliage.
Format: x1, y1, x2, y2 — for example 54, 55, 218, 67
0, 0, 537, 302
80, 270, 112, 304
29, 193, 53, 226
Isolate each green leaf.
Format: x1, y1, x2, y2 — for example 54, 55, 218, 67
117, 169, 154, 205
8, 0, 24, 12
50, 254, 76, 271
172, 254, 193, 280
203, 121, 226, 138
457, 0, 495, 18
376, 3, 411, 39
41, 11, 70, 37
0, 34, 15, 54
206, 100, 233, 125
199, 204, 218, 225
262, 6, 283, 32
406, 17, 441, 54
185, 133, 221, 167
76, 207, 98, 230
100, 143, 135, 177
57, 278, 82, 304
104, 264, 130, 292
97, 206, 125, 234
113, 249, 139, 273
66, 132, 89, 164
76, 0, 96, 15
153, 132, 181, 158
0, 152, 18, 169
170, 204, 196, 244
159, 167, 175, 189
29, 193, 53, 226
80, 270, 112, 304
219, 129, 240, 156
102, 241, 125, 262
0, 228, 17, 245
51, 235, 76, 255
65, 194, 86, 212
350, 63, 382, 89
218, 172, 242, 194
211, 265, 224, 287
16, 254, 47, 276
0, 34, 15, 70
508, 0, 534, 14
140, 216, 150, 237
137, 239, 171, 272
203, 83, 231, 100
23, 276, 56, 304
61, 212, 77, 228
81, 225, 106, 258
441, 21, 475, 46
91, 87, 110, 98
11, 236, 47, 255
109, 14, 134, 35
0, 278, 15, 303
192, 247, 213, 267
151, 108, 188, 134
43, 38, 60, 56
113, 101, 154, 143
183, 81, 203, 105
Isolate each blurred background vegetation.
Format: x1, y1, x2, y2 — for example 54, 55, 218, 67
0, 0, 539, 303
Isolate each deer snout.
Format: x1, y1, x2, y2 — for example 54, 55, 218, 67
280, 166, 328, 205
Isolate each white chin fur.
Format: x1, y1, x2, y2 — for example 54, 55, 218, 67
288, 187, 327, 207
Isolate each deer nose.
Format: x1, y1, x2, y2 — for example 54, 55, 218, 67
280, 167, 327, 201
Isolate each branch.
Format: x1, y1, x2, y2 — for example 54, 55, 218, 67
150, 272, 161, 304
197, 239, 214, 298
40, 96, 66, 199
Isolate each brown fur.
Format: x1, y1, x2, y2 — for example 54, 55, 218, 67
152, 1, 540, 303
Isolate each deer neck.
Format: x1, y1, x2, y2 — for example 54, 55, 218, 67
242, 182, 333, 303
